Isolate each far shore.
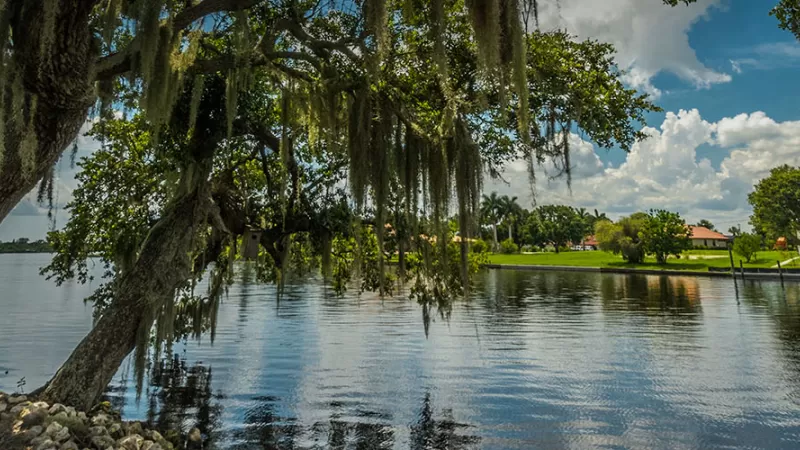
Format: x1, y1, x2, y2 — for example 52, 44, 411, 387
486, 250, 800, 280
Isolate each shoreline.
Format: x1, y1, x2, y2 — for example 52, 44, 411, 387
483, 263, 800, 280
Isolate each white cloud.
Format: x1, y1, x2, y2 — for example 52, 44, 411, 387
533, 0, 731, 98
487, 109, 800, 231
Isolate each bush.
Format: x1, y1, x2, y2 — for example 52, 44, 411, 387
471, 238, 489, 254
500, 238, 519, 254
734, 233, 761, 263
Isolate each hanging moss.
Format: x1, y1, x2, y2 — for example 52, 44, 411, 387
136, 0, 165, 88
431, 0, 448, 80
188, 74, 204, 131
505, 0, 530, 143
39, 0, 60, 59
347, 87, 372, 208
365, 0, 389, 56
19, 96, 38, 181
466, 0, 502, 70
101, 0, 123, 46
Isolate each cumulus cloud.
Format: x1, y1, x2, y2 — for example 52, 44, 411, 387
487, 109, 800, 231
533, 0, 731, 98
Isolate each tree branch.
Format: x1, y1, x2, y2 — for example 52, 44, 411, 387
95, 0, 264, 80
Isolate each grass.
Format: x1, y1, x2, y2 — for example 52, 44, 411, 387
488, 249, 800, 272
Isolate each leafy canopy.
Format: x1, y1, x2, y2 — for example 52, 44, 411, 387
749, 165, 800, 241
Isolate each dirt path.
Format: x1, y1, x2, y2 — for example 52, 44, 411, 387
773, 256, 800, 268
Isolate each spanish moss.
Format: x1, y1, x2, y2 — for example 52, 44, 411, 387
365, 0, 389, 56
39, 0, 59, 59
188, 74, 204, 131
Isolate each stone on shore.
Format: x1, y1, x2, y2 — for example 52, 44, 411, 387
0, 391, 179, 450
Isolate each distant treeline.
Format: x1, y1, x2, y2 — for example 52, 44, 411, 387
0, 238, 53, 253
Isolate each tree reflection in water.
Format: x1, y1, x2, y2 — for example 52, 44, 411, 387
111, 353, 480, 449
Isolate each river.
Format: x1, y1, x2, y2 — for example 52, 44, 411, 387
2, 253, 800, 449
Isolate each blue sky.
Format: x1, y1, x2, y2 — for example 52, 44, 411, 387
2, 0, 800, 240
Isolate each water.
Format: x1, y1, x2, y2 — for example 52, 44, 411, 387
2, 254, 800, 449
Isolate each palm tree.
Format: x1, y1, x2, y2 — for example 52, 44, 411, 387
592, 209, 609, 223
499, 195, 522, 241
575, 207, 591, 246
481, 192, 502, 250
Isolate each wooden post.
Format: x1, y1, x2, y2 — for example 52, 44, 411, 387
740, 260, 745, 280
728, 243, 735, 275
778, 260, 784, 282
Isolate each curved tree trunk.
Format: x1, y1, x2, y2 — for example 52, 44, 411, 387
40, 178, 211, 410
0, 0, 98, 223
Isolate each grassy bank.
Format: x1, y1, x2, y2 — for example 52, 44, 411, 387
489, 249, 800, 272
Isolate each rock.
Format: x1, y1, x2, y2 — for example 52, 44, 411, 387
187, 427, 202, 449
32, 401, 50, 409
22, 407, 49, 427
145, 430, 163, 442
31, 435, 51, 446
35, 438, 57, 450
10, 402, 31, 416
27, 424, 45, 438
144, 444, 163, 450
8, 394, 27, 404
0, 412, 11, 421
91, 413, 111, 427
65, 406, 77, 418
53, 425, 71, 442
89, 425, 109, 436
60, 440, 80, 450
49, 403, 67, 415
0, 401, 7, 412
52, 411, 69, 423
108, 422, 124, 439
46, 421, 64, 436
125, 421, 144, 436
118, 434, 144, 450
90, 434, 115, 450
77, 411, 87, 422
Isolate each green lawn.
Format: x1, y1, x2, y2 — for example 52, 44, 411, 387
488, 249, 800, 272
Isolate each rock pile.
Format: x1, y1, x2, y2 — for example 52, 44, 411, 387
0, 392, 179, 450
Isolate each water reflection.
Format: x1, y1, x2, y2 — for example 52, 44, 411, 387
5, 254, 800, 449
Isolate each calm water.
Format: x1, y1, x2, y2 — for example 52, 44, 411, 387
2, 254, 800, 449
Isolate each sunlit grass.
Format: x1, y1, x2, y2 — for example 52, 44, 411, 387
488, 249, 800, 271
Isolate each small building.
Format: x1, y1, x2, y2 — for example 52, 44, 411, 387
689, 226, 729, 249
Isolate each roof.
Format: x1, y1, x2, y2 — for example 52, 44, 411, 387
584, 235, 599, 246
689, 226, 729, 240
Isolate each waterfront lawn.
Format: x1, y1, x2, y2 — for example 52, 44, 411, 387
489, 250, 800, 271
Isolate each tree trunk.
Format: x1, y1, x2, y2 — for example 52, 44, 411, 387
508, 223, 513, 241
40, 181, 211, 410
0, 0, 98, 223
492, 224, 498, 250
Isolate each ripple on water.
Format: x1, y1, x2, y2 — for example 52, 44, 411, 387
4, 256, 800, 448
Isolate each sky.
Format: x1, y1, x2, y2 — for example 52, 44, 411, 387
2, 0, 800, 240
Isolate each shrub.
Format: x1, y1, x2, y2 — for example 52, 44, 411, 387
500, 238, 519, 254
734, 233, 761, 263
471, 238, 489, 254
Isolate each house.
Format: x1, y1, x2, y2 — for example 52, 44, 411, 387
689, 226, 729, 249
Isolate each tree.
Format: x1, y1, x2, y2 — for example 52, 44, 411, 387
594, 213, 646, 263
7, 0, 666, 409
749, 165, 800, 242
728, 226, 742, 237
532, 205, 584, 252
696, 219, 715, 231
734, 233, 761, 263
481, 192, 503, 251
641, 210, 692, 264
574, 207, 594, 243
498, 195, 522, 242
593, 209, 609, 223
